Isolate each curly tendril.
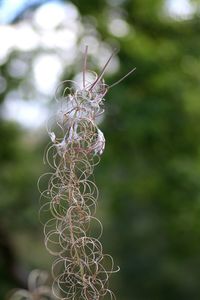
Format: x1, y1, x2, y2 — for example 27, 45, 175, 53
38, 48, 124, 300
9, 47, 135, 300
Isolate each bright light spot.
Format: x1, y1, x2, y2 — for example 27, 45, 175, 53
59, 48, 77, 66
0, 23, 39, 60
34, 1, 66, 29
7, 58, 28, 78
108, 18, 129, 37
80, 36, 99, 54
2, 91, 48, 128
34, 1, 79, 30
62, 2, 79, 22
0, 26, 16, 62
166, 0, 195, 19
41, 29, 77, 50
55, 29, 77, 49
33, 54, 62, 95
15, 22, 39, 51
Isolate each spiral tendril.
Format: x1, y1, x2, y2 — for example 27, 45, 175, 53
38, 48, 121, 300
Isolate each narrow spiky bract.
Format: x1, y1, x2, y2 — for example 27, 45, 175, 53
39, 47, 121, 300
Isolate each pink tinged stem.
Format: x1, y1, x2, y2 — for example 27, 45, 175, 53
109, 67, 136, 88
83, 45, 88, 89
89, 48, 118, 92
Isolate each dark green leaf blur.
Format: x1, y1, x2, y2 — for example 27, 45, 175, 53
1, 0, 200, 299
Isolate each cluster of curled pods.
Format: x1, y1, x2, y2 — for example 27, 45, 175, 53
38, 76, 119, 300
9, 47, 135, 300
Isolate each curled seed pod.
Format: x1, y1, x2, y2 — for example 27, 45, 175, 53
38, 46, 135, 300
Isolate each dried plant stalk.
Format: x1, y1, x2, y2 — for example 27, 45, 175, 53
9, 47, 135, 300
38, 47, 122, 300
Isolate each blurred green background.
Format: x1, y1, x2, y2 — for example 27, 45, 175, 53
1, 0, 200, 299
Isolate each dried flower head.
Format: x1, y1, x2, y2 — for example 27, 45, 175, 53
38, 46, 135, 300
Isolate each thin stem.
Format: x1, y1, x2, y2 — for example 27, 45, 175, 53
89, 48, 118, 91
83, 45, 88, 89
109, 67, 136, 88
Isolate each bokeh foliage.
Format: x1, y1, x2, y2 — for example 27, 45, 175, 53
1, 0, 200, 299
